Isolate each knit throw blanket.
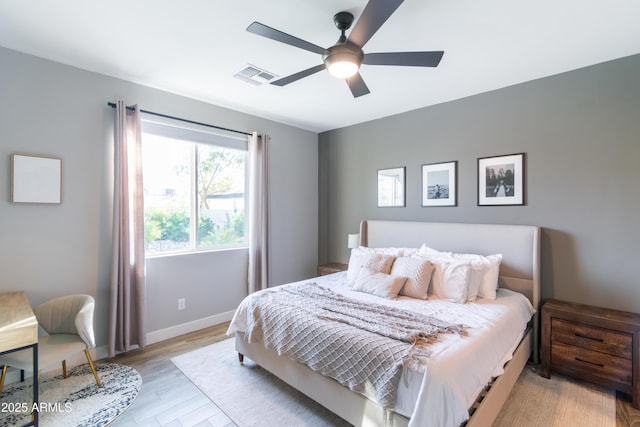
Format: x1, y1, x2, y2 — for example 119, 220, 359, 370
244, 282, 467, 409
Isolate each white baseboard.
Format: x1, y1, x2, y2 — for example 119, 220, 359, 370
146, 310, 235, 345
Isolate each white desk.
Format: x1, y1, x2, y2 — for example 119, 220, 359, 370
0, 291, 39, 426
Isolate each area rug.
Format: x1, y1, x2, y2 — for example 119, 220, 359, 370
171, 338, 350, 427
0, 362, 141, 427
173, 338, 617, 427
493, 365, 615, 427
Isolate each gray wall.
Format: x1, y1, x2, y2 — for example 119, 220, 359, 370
0, 47, 318, 348
319, 54, 640, 313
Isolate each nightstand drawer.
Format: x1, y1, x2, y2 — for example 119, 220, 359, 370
552, 341, 632, 386
551, 318, 632, 359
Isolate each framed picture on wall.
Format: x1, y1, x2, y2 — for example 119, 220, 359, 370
478, 153, 525, 206
377, 167, 405, 207
421, 161, 457, 207
11, 153, 63, 204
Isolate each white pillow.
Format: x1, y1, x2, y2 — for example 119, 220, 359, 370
390, 257, 434, 300
414, 247, 471, 303
395, 247, 420, 257
419, 245, 502, 301
352, 246, 420, 257
465, 266, 484, 302
352, 268, 407, 299
353, 246, 404, 256
428, 259, 471, 303
451, 253, 502, 300
346, 247, 396, 282
418, 244, 453, 258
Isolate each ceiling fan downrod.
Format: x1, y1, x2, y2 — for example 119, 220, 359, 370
333, 11, 354, 44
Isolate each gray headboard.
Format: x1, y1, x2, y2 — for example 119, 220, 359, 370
360, 220, 541, 359
360, 220, 540, 305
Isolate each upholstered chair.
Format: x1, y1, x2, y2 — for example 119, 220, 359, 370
0, 294, 102, 395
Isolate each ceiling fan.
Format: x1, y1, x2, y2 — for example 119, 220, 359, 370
246, 0, 444, 98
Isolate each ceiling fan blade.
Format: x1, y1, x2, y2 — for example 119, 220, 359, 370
271, 64, 326, 86
346, 73, 370, 98
347, 0, 404, 48
363, 51, 444, 67
247, 22, 326, 55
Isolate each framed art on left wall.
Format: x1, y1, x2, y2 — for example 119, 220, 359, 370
377, 167, 405, 207
11, 153, 62, 204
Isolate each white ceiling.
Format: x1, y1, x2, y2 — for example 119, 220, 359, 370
1, 0, 639, 133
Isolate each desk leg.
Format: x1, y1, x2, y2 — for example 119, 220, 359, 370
32, 344, 38, 426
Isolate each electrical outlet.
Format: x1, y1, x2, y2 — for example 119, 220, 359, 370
178, 298, 185, 310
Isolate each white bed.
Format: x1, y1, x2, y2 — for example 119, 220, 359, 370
229, 220, 540, 427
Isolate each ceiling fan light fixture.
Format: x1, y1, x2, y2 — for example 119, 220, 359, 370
324, 45, 362, 79
247, 3, 444, 97
327, 57, 359, 79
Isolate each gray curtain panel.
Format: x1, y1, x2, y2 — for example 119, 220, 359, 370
248, 132, 270, 293
109, 100, 146, 357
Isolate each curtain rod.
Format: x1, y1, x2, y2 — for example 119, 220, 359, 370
107, 102, 252, 136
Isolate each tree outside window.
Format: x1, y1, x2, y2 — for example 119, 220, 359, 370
142, 127, 247, 255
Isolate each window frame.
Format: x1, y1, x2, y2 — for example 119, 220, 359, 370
141, 116, 249, 257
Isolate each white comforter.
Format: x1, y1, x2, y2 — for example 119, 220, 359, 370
228, 271, 535, 427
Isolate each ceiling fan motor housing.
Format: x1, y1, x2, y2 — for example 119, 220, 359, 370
323, 44, 363, 78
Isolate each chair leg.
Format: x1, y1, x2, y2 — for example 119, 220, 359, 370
84, 349, 102, 388
0, 365, 7, 396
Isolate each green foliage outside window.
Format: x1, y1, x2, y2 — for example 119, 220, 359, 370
144, 208, 244, 253
198, 209, 245, 246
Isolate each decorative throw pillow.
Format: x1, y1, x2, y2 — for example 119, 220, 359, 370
352, 268, 407, 299
390, 257, 434, 300
346, 247, 396, 282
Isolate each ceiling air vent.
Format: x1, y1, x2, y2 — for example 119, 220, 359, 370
234, 64, 277, 86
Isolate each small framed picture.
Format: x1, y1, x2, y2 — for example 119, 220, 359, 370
377, 167, 405, 207
11, 153, 63, 204
421, 161, 457, 207
478, 153, 524, 206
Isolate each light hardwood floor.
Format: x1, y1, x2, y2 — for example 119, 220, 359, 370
618, 391, 640, 427
103, 322, 640, 427
105, 323, 235, 427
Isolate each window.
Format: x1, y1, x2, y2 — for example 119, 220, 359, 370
141, 119, 248, 256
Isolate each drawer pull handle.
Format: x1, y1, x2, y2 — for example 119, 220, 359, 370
575, 357, 604, 367
575, 332, 604, 342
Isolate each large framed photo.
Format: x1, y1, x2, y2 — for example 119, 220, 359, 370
478, 153, 524, 206
11, 153, 63, 204
377, 167, 405, 207
421, 161, 457, 207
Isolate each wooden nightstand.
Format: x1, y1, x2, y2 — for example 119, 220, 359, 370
541, 299, 640, 409
317, 263, 347, 276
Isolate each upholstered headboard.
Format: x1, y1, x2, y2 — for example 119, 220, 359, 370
360, 220, 541, 360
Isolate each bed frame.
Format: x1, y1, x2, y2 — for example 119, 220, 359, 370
236, 220, 540, 426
